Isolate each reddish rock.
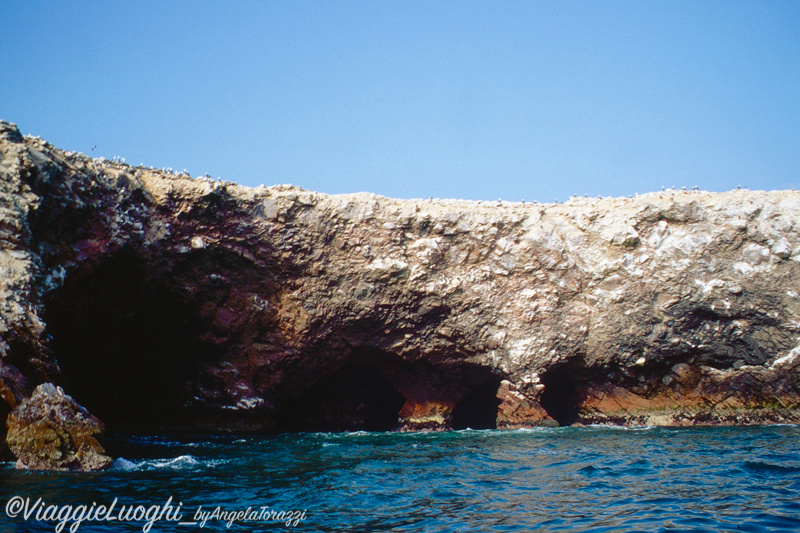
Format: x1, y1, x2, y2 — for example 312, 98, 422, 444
496, 380, 556, 428
0, 361, 33, 459
397, 399, 455, 431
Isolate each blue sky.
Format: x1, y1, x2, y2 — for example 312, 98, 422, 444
2, 1, 798, 202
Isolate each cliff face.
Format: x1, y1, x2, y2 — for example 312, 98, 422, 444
1, 120, 799, 461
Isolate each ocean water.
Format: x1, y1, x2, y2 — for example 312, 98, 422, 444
2, 426, 800, 532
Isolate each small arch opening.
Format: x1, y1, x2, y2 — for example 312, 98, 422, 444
539, 363, 585, 426
276, 364, 406, 432
451, 376, 502, 430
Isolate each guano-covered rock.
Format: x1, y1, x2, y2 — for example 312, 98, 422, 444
1, 120, 799, 469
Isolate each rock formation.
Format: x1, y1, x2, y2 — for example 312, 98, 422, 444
6, 383, 111, 471
1, 120, 799, 467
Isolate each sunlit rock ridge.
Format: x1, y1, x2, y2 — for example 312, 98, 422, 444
1, 120, 799, 467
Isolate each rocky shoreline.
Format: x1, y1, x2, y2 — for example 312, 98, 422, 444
1, 120, 798, 470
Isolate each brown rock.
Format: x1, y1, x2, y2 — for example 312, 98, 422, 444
397, 399, 455, 431
6, 383, 111, 471
0, 119, 799, 458
496, 380, 556, 428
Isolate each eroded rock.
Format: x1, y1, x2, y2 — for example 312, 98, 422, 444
0, 119, 799, 467
397, 400, 455, 431
496, 379, 556, 428
6, 383, 111, 471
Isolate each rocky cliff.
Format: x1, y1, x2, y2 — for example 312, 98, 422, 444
1, 120, 799, 467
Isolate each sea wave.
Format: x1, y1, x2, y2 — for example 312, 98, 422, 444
112, 454, 229, 471
5, 427, 799, 532
743, 460, 800, 474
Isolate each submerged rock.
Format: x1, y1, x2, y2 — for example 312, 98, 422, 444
0, 119, 799, 470
6, 383, 111, 471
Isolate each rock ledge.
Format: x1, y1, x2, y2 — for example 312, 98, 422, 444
0, 120, 799, 469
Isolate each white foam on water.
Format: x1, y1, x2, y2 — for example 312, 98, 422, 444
112, 454, 201, 471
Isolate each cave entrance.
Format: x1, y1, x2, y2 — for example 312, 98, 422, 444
451, 375, 502, 430
539, 362, 585, 426
44, 251, 207, 432
277, 364, 406, 432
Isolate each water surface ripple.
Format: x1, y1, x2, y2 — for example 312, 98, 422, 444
2, 426, 799, 532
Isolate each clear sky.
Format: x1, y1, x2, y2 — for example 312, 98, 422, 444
2, 1, 798, 202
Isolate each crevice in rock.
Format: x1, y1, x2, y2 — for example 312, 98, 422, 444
43, 250, 211, 433
451, 375, 502, 430
539, 361, 586, 426
6, 338, 48, 382
275, 363, 406, 432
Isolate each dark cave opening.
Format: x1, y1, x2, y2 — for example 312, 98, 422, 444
276, 364, 406, 433
539, 363, 585, 427
44, 252, 207, 432
40, 248, 508, 436
451, 376, 502, 430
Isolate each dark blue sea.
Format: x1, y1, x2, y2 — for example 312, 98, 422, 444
3, 426, 800, 532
